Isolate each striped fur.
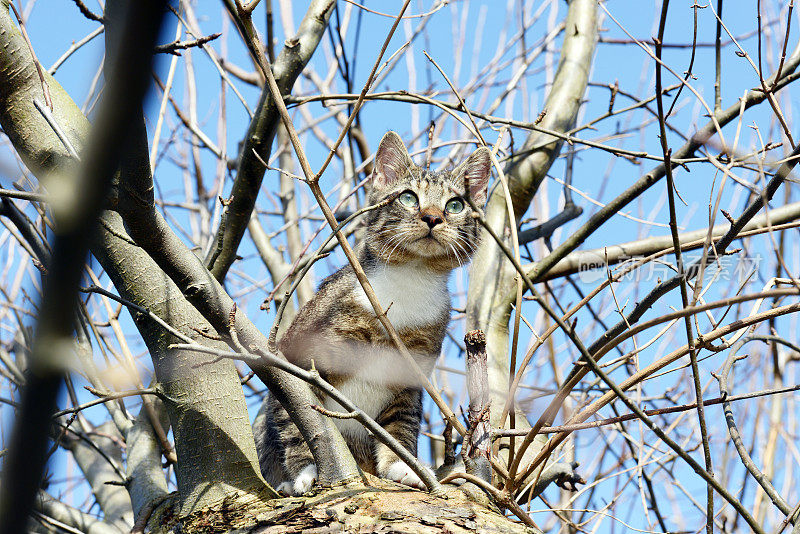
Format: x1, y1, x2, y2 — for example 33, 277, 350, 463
255, 132, 491, 494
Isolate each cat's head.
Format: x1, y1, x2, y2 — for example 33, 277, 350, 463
363, 131, 491, 271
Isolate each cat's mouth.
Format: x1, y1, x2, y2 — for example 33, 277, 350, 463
416, 231, 441, 244
409, 232, 450, 256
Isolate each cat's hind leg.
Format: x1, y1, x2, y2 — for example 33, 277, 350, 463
267, 394, 317, 495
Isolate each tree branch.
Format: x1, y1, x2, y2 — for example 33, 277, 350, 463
527, 33, 800, 284
717, 338, 794, 520
61, 421, 133, 530
536, 200, 800, 281
171, 340, 443, 495
464, 0, 598, 490
205, 0, 336, 280
32, 492, 122, 534
0, 1, 166, 531
125, 400, 170, 523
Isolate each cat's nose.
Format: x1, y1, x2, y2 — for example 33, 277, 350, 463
421, 213, 444, 229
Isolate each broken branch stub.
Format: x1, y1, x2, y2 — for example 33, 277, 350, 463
464, 330, 491, 482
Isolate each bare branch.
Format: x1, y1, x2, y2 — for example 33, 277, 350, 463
170, 341, 444, 495
155, 32, 221, 55
206, 0, 336, 280
0, 1, 167, 530
70, 0, 103, 23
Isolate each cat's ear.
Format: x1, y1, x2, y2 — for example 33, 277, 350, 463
455, 147, 491, 206
372, 131, 413, 189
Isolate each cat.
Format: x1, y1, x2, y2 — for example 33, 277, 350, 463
254, 131, 491, 495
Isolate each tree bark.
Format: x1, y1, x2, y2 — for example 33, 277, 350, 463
146, 481, 537, 534
0, 0, 267, 513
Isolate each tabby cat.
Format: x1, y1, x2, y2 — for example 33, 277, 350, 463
254, 131, 490, 494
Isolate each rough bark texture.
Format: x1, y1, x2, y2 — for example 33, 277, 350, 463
147, 481, 536, 534
98, 220, 266, 512
0, 0, 86, 180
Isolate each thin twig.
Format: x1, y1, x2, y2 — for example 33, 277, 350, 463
70, 0, 104, 23
52, 388, 164, 418
155, 33, 221, 55
10, 4, 51, 110
494, 381, 800, 435
716, 337, 794, 520
313, 0, 413, 181
33, 99, 80, 160
654, 4, 714, 530
310, 405, 358, 419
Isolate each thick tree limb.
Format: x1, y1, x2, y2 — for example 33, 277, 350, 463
536, 200, 800, 281
0, 1, 166, 532
125, 400, 170, 523
117, 185, 360, 492
0, 0, 293, 517
463, 330, 491, 484
112, 79, 360, 491
31, 492, 123, 534
61, 421, 133, 530
107, 0, 272, 512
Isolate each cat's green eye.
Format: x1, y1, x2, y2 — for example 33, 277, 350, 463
445, 197, 465, 214
398, 191, 419, 208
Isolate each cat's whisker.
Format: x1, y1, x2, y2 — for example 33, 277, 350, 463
378, 227, 411, 251
457, 238, 477, 257
448, 243, 465, 269
385, 236, 410, 264
380, 228, 416, 265
453, 230, 477, 254
378, 231, 403, 249
454, 238, 472, 267
450, 238, 472, 268
383, 227, 414, 246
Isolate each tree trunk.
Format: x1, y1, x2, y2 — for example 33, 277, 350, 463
0, 0, 265, 513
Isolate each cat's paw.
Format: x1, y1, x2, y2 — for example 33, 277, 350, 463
384, 460, 431, 490
286, 464, 317, 495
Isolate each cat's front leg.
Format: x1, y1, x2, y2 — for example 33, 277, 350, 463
374, 388, 432, 489
383, 458, 435, 489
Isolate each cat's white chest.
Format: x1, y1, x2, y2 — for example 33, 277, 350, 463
352, 264, 449, 329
